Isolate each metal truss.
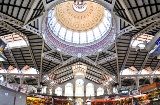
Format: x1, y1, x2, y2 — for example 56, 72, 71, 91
135, 12, 160, 27
7, 48, 20, 69
0, 13, 23, 27
111, 0, 116, 12
117, 25, 135, 38
46, 57, 77, 74
0, 20, 39, 70
43, 50, 56, 55
42, 0, 47, 11
153, 61, 160, 71
23, 25, 41, 37
44, 49, 64, 62
117, 12, 160, 38
0, 11, 42, 38
135, 21, 160, 38
102, 49, 115, 55
24, 0, 41, 25
0, 20, 24, 37
120, 40, 132, 70
140, 52, 150, 70
118, 0, 135, 25
82, 56, 115, 76
42, 54, 62, 64
98, 53, 117, 64
26, 36, 39, 70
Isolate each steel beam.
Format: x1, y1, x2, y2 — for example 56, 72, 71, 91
135, 12, 160, 26
24, 0, 41, 25
39, 40, 44, 87
43, 49, 56, 55
119, 0, 135, 25
120, 40, 132, 70
95, 53, 99, 63
7, 49, 20, 69
134, 20, 160, 40
111, 0, 116, 12
0, 13, 23, 27
155, 61, 160, 70
115, 38, 120, 88
59, 52, 64, 62
140, 52, 150, 70
42, 0, 47, 11
23, 24, 41, 37
42, 54, 62, 64
82, 56, 115, 76
98, 53, 117, 64
46, 57, 77, 74
117, 13, 160, 38
115, 14, 134, 26
26, 37, 39, 70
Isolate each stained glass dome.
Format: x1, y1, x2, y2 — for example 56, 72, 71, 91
42, 1, 115, 57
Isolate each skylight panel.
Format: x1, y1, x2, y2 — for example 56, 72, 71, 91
73, 32, 79, 43
53, 23, 61, 35
80, 32, 87, 44
87, 30, 94, 43
0, 33, 28, 49
131, 34, 154, 49
65, 30, 73, 42
58, 27, 66, 40
120, 66, 138, 75
99, 22, 106, 35
93, 27, 101, 40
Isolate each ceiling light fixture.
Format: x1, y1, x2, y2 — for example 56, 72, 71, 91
73, 0, 87, 13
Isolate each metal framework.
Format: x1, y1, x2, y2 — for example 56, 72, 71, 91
0, 0, 160, 87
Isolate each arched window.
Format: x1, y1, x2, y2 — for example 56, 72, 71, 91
65, 83, 73, 96
55, 87, 62, 96
86, 83, 94, 96
75, 79, 84, 96
97, 87, 104, 96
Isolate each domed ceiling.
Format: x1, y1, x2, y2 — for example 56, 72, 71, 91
43, 0, 115, 57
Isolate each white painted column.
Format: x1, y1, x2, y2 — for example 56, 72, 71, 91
136, 76, 139, 90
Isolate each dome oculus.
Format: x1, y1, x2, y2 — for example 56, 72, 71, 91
43, 1, 115, 57
47, 1, 112, 45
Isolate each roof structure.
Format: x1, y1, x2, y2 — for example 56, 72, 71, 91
0, 0, 160, 87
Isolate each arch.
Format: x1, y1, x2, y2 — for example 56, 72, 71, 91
86, 83, 94, 96
65, 83, 73, 96
75, 79, 84, 96
55, 87, 62, 96
97, 87, 104, 96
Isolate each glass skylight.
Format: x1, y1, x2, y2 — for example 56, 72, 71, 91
131, 34, 154, 49
48, 9, 112, 44
0, 33, 28, 49
120, 66, 138, 75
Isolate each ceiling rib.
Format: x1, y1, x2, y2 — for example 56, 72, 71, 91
7, 49, 20, 69
43, 54, 62, 64
47, 57, 77, 74
120, 39, 132, 70
140, 52, 150, 70
0, 12, 23, 27
82, 56, 115, 76
24, 0, 41, 25
118, 0, 135, 25
26, 36, 39, 70
42, 0, 47, 11
98, 53, 117, 64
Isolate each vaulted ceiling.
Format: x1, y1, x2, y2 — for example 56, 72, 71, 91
0, 0, 160, 86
